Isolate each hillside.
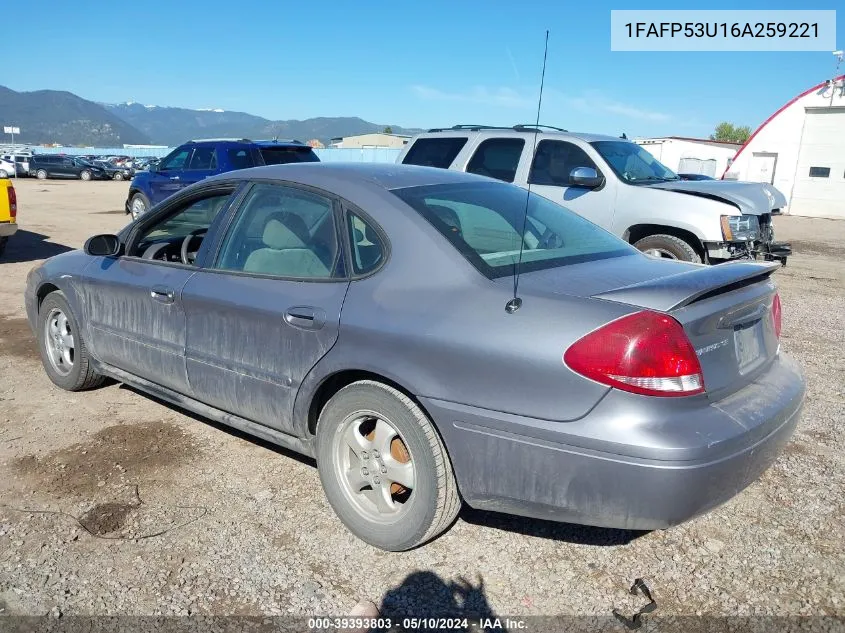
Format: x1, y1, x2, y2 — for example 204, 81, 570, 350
0, 86, 149, 146
105, 102, 421, 146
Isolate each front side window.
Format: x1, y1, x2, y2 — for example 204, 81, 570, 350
529, 140, 599, 186
347, 212, 385, 275
159, 147, 191, 171
466, 138, 525, 183
131, 192, 233, 261
215, 183, 340, 279
591, 140, 679, 184
402, 137, 468, 168
392, 182, 633, 279
189, 146, 217, 170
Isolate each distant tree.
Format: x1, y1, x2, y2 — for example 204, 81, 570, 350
383, 126, 393, 134
710, 122, 752, 144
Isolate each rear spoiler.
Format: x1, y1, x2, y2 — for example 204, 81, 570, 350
591, 261, 779, 312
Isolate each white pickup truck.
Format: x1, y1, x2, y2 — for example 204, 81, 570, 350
396, 125, 791, 265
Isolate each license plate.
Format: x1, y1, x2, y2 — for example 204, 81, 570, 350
734, 323, 763, 372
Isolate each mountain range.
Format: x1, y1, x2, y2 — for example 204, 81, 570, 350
0, 85, 420, 147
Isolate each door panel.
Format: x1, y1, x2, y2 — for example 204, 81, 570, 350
526, 139, 617, 231
182, 273, 347, 433
82, 258, 196, 394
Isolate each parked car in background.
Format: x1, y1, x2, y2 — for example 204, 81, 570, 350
125, 138, 319, 219
0, 157, 16, 179
26, 163, 805, 551
0, 177, 17, 258
29, 155, 110, 181
92, 160, 133, 181
1, 154, 31, 177
398, 125, 791, 265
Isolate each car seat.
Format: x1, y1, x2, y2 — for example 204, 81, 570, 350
243, 213, 328, 277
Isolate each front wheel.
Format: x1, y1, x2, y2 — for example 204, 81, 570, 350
80, 170, 92, 181
316, 380, 461, 551
37, 291, 105, 391
634, 234, 701, 263
0, 169, 8, 178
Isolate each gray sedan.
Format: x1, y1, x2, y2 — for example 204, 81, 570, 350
24, 163, 805, 551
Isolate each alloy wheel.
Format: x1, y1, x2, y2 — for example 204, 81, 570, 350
44, 308, 75, 376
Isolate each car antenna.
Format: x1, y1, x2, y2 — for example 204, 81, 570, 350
506, 29, 549, 315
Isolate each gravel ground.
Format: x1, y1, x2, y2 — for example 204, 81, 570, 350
0, 179, 843, 623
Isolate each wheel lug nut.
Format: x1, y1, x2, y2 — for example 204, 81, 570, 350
381, 466, 387, 474
362, 450, 368, 460
373, 476, 380, 485
373, 449, 380, 458
362, 467, 369, 476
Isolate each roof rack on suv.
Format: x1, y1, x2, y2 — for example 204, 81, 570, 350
254, 138, 306, 145
512, 124, 568, 132
188, 138, 253, 143
426, 124, 513, 132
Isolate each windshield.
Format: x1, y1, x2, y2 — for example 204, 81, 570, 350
591, 141, 679, 184
392, 182, 634, 279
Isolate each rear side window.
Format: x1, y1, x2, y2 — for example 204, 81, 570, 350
226, 148, 255, 170
402, 137, 467, 168
466, 138, 525, 183
529, 140, 598, 186
259, 146, 320, 165
346, 212, 385, 275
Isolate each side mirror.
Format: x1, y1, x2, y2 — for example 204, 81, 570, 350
84, 234, 121, 257
569, 166, 603, 189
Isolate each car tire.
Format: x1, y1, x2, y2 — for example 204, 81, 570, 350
36, 169, 47, 180
634, 234, 701, 263
37, 291, 106, 392
129, 192, 150, 220
0, 169, 7, 178
80, 170, 92, 181
112, 172, 124, 181
316, 380, 461, 551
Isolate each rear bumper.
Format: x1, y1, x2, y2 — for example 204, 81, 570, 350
0, 221, 17, 237
423, 353, 804, 530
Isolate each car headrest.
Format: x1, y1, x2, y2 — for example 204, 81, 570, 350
263, 217, 306, 250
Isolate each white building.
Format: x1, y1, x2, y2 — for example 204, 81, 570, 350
725, 74, 845, 219
330, 133, 411, 149
634, 136, 741, 178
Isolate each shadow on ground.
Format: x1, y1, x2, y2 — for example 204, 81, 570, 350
1, 230, 74, 263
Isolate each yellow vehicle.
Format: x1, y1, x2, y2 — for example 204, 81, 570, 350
0, 178, 17, 258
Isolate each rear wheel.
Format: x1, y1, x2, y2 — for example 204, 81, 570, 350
0, 169, 8, 178
634, 234, 701, 263
36, 169, 47, 180
37, 291, 105, 391
316, 380, 461, 551
112, 172, 124, 181
129, 192, 150, 220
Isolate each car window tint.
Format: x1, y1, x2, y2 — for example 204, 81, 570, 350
529, 140, 598, 186
393, 181, 633, 279
402, 137, 467, 168
347, 212, 384, 275
466, 138, 525, 183
189, 147, 216, 170
227, 148, 255, 170
160, 148, 191, 171
260, 146, 320, 165
215, 183, 340, 279
134, 193, 232, 253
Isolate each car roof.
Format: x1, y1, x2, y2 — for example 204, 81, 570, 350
206, 161, 493, 193
414, 128, 622, 143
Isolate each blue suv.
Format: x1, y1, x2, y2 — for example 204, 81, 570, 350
125, 138, 319, 218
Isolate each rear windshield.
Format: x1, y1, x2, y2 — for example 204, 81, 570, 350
259, 146, 320, 165
392, 182, 633, 279
402, 137, 468, 168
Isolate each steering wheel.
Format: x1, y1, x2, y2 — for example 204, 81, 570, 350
180, 228, 207, 265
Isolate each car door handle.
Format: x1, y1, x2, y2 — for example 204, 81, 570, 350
150, 285, 175, 304
169, 176, 180, 181
284, 306, 325, 330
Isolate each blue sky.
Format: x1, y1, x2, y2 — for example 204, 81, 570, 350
6, 0, 843, 137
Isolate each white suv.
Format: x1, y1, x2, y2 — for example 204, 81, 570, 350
396, 125, 790, 264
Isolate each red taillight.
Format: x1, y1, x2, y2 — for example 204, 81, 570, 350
7, 185, 16, 219
563, 311, 705, 397
772, 293, 782, 339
